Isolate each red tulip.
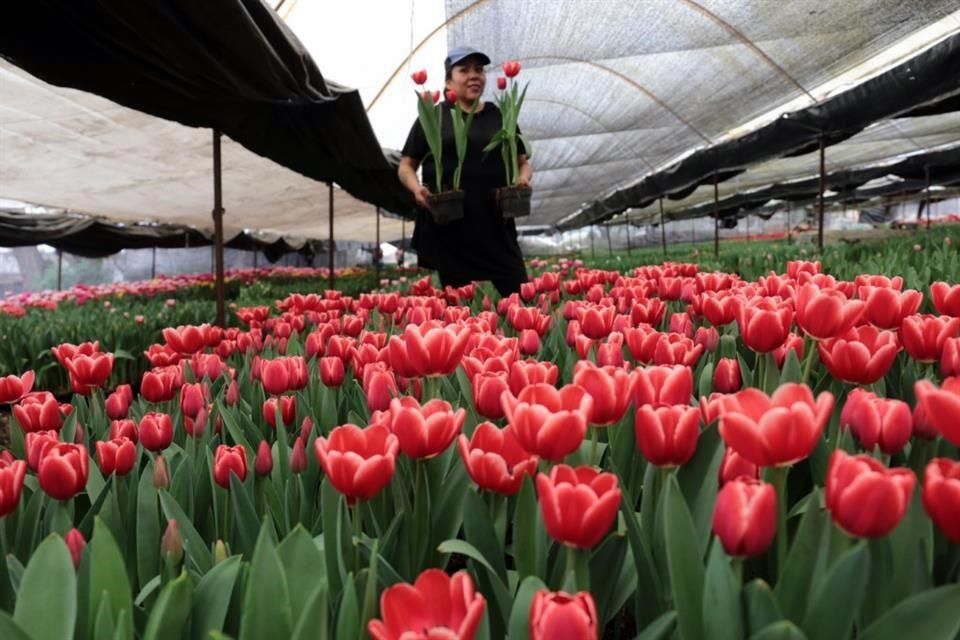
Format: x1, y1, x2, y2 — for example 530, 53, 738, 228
179, 382, 207, 419
161, 519, 184, 565
536, 464, 621, 548
386, 397, 466, 459
632, 364, 693, 408
104, 388, 130, 420
139, 412, 173, 452
914, 377, 960, 446
502, 384, 592, 461
701, 292, 738, 327
64, 529, 85, 570
508, 359, 559, 395
140, 367, 182, 403
634, 405, 700, 467
735, 297, 794, 352
502, 60, 521, 78
262, 396, 297, 429
315, 423, 398, 504
0, 456, 27, 516
694, 326, 720, 352
259, 357, 308, 395
388, 322, 471, 378
786, 260, 821, 279
573, 361, 634, 425
912, 399, 937, 440
669, 312, 694, 338
290, 436, 307, 474
625, 328, 703, 366
712, 477, 776, 557
595, 336, 626, 368
507, 305, 553, 336
410, 69, 427, 85
189, 353, 229, 381
941, 337, 960, 377
857, 286, 922, 329
109, 419, 138, 443
95, 437, 137, 476
13, 394, 63, 432
629, 298, 667, 327
144, 344, 181, 367
367, 569, 485, 640
457, 423, 538, 496
772, 332, 805, 368
900, 314, 960, 362
320, 356, 346, 387
363, 364, 399, 412
713, 358, 742, 394
519, 329, 541, 355
255, 441, 273, 477
840, 389, 912, 455
529, 590, 599, 640
213, 444, 248, 489
25, 431, 60, 472
64, 352, 115, 395
153, 456, 170, 489
922, 458, 960, 543
817, 325, 900, 385
576, 304, 616, 340
445, 89, 458, 104
51, 341, 100, 367
0, 371, 34, 404
718, 446, 759, 485
930, 281, 960, 317
162, 325, 207, 355
796, 284, 865, 340
718, 384, 834, 467
38, 443, 89, 500
825, 450, 914, 538
472, 372, 510, 420
496, 76, 507, 90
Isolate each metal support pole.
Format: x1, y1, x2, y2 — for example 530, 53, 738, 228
659, 197, 667, 257
925, 165, 932, 230
817, 136, 826, 252
328, 182, 335, 291
606, 225, 613, 256
151, 246, 157, 279
212, 129, 226, 327
57, 250, 63, 291
400, 218, 406, 267
253, 250, 258, 268
375, 206, 382, 282
590, 225, 595, 260
713, 173, 720, 257
746, 211, 750, 241
625, 216, 632, 256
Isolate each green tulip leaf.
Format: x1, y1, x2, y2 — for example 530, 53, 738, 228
664, 476, 705, 640
801, 542, 869, 640
507, 575, 546, 640
635, 611, 679, 640
744, 579, 784, 635
239, 522, 293, 640
858, 585, 960, 640
13, 534, 77, 640
749, 620, 809, 640
702, 541, 743, 640
89, 518, 134, 640
190, 556, 242, 640
143, 571, 192, 640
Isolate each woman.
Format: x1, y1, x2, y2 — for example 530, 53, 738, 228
398, 46, 532, 296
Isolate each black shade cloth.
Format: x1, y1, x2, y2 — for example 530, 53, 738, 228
0, 0, 415, 222
567, 32, 960, 229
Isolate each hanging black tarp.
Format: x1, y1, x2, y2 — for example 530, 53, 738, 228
0, 1, 415, 220
566, 32, 960, 229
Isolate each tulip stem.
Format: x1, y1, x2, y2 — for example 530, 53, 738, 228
770, 466, 789, 583
353, 502, 362, 572
590, 427, 599, 467
756, 354, 765, 391
801, 338, 817, 385
732, 556, 743, 586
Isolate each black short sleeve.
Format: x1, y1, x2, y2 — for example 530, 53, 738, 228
402, 119, 428, 161
517, 124, 527, 157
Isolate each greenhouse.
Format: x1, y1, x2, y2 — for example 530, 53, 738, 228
1, 2, 959, 639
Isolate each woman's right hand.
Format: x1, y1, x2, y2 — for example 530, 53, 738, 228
413, 185, 432, 209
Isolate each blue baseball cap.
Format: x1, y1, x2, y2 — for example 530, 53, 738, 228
444, 46, 491, 74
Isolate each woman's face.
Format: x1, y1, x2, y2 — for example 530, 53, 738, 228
446, 56, 486, 103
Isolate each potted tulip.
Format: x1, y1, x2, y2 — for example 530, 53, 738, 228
412, 72, 478, 224
486, 60, 532, 218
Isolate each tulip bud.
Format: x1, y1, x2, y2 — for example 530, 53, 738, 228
153, 456, 170, 489
161, 519, 184, 565
300, 416, 314, 443
713, 358, 742, 394
319, 356, 346, 388
225, 379, 240, 406
529, 590, 598, 640
215, 539, 229, 564
445, 89, 457, 104
496, 76, 507, 90
64, 528, 85, 570
255, 441, 273, 477
290, 437, 307, 475
519, 329, 540, 356
712, 478, 776, 557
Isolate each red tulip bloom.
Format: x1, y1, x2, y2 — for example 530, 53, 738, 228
536, 464, 621, 548
914, 377, 960, 446
712, 477, 776, 557
628, 297, 666, 327
144, 344, 181, 367
529, 590, 599, 640
941, 337, 960, 377
930, 281, 960, 317
388, 322, 471, 378
518, 329, 540, 356
255, 441, 273, 477
0, 456, 27, 517
922, 458, 960, 543
139, 412, 173, 452
573, 361, 634, 425
634, 405, 701, 467
576, 304, 617, 340
472, 372, 510, 420
320, 356, 346, 387
825, 450, 915, 538
857, 286, 922, 329
315, 423, 398, 504
718, 383, 834, 467
786, 260, 821, 279
713, 358, 742, 394
26, 431, 60, 472
840, 389, 912, 455
632, 364, 693, 408
64, 529, 85, 570
95, 437, 137, 476
262, 396, 297, 429
668, 312, 694, 338
735, 297, 794, 353
595, 337, 626, 368
213, 445, 247, 489
410, 69, 427, 85
507, 305, 553, 336
387, 397, 466, 459
817, 325, 900, 385
38, 443, 89, 501
50, 341, 100, 367
496, 76, 507, 90
772, 332, 805, 368
503, 60, 521, 77
701, 292, 738, 327
109, 419, 138, 443
140, 367, 182, 403
502, 384, 592, 461
625, 327, 703, 366
259, 357, 308, 396
694, 326, 720, 352
13, 394, 63, 432
445, 89, 458, 104
290, 437, 307, 474
0, 371, 34, 404
179, 382, 208, 419
64, 352, 115, 395
718, 446, 759, 485
796, 284, 865, 340
363, 364, 399, 412
104, 388, 131, 420
367, 569, 485, 640
162, 325, 207, 355
457, 423, 538, 496
900, 314, 960, 362
508, 359, 559, 395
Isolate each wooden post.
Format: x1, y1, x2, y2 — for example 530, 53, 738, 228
328, 182, 335, 290
817, 136, 826, 252
212, 129, 226, 327
659, 197, 667, 257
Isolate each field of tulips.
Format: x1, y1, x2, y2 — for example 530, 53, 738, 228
2, 236, 960, 639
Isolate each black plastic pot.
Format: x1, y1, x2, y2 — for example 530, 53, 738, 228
427, 190, 465, 224
497, 185, 532, 218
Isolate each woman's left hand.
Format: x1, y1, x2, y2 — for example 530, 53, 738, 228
517, 175, 532, 188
